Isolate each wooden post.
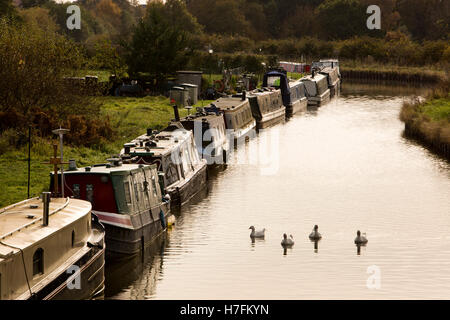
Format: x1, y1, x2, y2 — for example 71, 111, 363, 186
27, 126, 31, 199
43, 144, 68, 197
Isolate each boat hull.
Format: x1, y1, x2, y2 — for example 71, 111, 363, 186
286, 97, 307, 117
307, 89, 331, 107
257, 107, 286, 129
95, 205, 171, 257
329, 80, 341, 97
167, 162, 208, 208
25, 217, 106, 300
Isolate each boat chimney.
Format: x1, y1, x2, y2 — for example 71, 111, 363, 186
147, 128, 152, 136
68, 159, 77, 171
42, 192, 51, 226
173, 105, 180, 122
242, 90, 246, 101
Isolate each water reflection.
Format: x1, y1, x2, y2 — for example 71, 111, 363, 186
312, 240, 319, 253
107, 82, 450, 299
105, 232, 168, 299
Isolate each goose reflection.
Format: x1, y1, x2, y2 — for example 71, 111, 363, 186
313, 239, 319, 253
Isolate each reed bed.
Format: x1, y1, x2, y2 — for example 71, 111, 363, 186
400, 78, 450, 158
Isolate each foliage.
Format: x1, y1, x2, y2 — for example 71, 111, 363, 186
0, 18, 114, 146
316, 0, 368, 40
125, 0, 200, 79
91, 39, 127, 78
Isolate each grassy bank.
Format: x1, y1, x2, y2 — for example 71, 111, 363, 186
340, 61, 447, 83
0, 96, 212, 207
400, 79, 450, 158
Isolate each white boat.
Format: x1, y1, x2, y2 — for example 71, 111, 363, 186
0, 196, 105, 300
300, 73, 331, 106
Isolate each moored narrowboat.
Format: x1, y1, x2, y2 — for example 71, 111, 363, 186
319, 67, 341, 97
262, 70, 307, 117
205, 95, 256, 142
0, 196, 105, 300
247, 88, 286, 129
50, 160, 171, 256
179, 108, 229, 165
312, 59, 341, 77
300, 73, 331, 106
120, 122, 208, 208
286, 80, 308, 116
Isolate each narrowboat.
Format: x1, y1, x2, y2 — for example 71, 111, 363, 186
205, 95, 256, 141
247, 88, 286, 129
300, 73, 331, 106
0, 195, 105, 300
262, 70, 307, 117
319, 67, 341, 97
312, 59, 341, 77
120, 122, 208, 208
179, 107, 229, 165
50, 160, 171, 256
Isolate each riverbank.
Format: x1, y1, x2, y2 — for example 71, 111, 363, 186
340, 62, 446, 84
0, 96, 210, 207
400, 79, 450, 159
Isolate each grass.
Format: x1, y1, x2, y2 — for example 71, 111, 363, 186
420, 98, 450, 121
0, 96, 212, 208
400, 78, 450, 157
76, 70, 112, 82
340, 60, 446, 80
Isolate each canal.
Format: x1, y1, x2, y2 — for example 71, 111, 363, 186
106, 81, 450, 299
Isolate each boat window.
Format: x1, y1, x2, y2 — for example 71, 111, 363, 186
165, 163, 179, 186
33, 248, 44, 277
151, 175, 158, 197
72, 230, 75, 247
134, 182, 139, 203
124, 181, 132, 204
73, 184, 80, 199
266, 76, 281, 87
86, 184, 94, 204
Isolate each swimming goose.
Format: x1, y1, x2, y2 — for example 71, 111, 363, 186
309, 225, 322, 240
354, 230, 368, 245
281, 233, 294, 246
249, 226, 265, 238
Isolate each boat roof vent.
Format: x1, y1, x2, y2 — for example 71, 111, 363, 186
106, 158, 123, 167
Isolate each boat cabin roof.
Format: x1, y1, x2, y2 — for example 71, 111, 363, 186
210, 97, 249, 112
0, 198, 91, 259
61, 163, 156, 176
123, 123, 193, 158
181, 111, 223, 123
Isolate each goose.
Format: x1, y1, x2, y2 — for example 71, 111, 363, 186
281, 233, 294, 247
249, 226, 265, 238
309, 225, 322, 240
354, 230, 368, 245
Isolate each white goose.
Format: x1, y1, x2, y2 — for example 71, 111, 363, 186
281, 233, 294, 247
309, 225, 322, 240
354, 230, 368, 245
249, 226, 265, 238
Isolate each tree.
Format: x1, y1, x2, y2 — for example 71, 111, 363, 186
126, 0, 200, 80
92, 39, 127, 77
0, 0, 19, 20
397, 0, 449, 40
188, 0, 250, 36
316, 0, 367, 40
0, 19, 102, 136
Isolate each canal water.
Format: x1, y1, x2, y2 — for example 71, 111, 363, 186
106, 82, 450, 300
